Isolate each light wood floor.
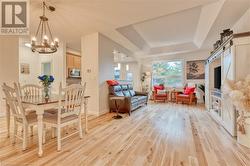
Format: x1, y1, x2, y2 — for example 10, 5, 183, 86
1, 103, 250, 166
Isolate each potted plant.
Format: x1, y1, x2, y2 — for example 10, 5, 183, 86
198, 84, 205, 102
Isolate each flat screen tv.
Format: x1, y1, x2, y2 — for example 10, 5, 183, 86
214, 66, 221, 90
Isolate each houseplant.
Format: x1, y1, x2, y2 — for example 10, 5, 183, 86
38, 75, 54, 98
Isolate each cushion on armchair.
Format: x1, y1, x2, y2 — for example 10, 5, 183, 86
157, 90, 167, 95
154, 85, 164, 93
183, 87, 195, 95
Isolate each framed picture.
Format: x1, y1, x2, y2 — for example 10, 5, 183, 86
186, 60, 205, 80
20, 63, 30, 74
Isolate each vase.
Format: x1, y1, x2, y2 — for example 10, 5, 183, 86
44, 86, 50, 99
237, 112, 250, 148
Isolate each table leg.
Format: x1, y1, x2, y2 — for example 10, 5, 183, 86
84, 98, 88, 134
6, 101, 10, 138
36, 108, 44, 157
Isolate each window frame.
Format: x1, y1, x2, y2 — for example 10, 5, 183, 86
151, 60, 184, 88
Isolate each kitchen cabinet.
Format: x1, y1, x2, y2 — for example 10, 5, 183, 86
67, 53, 81, 69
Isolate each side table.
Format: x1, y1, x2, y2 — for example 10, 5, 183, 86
169, 90, 182, 102
110, 96, 125, 119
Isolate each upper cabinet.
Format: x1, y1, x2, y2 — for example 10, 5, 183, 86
67, 53, 81, 69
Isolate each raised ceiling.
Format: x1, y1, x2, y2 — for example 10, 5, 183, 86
133, 7, 202, 47
29, 0, 250, 59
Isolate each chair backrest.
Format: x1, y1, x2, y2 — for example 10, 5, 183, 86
2, 83, 26, 120
58, 83, 86, 119
18, 83, 43, 97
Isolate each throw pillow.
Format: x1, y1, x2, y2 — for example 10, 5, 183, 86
106, 80, 119, 86
184, 87, 195, 95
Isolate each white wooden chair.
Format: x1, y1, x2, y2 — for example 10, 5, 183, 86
2, 83, 38, 150
17, 83, 56, 135
43, 83, 86, 151
18, 83, 43, 97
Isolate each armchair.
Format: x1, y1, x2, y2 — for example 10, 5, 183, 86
176, 87, 197, 105
153, 85, 168, 102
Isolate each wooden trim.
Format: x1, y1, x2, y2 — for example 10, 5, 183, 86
66, 52, 81, 57
206, 31, 250, 64
233, 31, 250, 38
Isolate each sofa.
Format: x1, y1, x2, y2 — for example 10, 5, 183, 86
109, 84, 148, 115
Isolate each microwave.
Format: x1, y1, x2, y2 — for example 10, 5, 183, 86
69, 68, 81, 78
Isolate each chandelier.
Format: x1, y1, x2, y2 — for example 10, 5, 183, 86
31, 0, 59, 54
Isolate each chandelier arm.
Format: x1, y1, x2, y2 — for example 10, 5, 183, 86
41, 20, 44, 42
46, 21, 54, 42
44, 21, 47, 37
35, 19, 42, 37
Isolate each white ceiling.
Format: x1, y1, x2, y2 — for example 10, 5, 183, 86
133, 7, 202, 47
29, 0, 250, 59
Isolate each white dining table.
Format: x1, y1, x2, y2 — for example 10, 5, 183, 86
5, 95, 90, 157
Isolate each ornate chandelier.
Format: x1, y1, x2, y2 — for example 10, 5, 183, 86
31, 0, 59, 54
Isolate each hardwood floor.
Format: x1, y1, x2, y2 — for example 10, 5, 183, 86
0, 103, 250, 166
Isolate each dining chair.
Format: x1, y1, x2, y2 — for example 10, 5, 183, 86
43, 83, 86, 151
2, 83, 38, 150
18, 83, 43, 97
17, 83, 57, 135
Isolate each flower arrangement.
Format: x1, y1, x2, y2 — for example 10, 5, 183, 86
38, 75, 54, 98
223, 75, 250, 134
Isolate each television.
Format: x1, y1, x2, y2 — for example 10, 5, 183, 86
214, 66, 221, 90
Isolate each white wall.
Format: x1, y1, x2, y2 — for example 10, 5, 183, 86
81, 33, 100, 115
19, 38, 66, 93
0, 37, 19, 116
81, 32, 134, 116
233, 7, 250, 33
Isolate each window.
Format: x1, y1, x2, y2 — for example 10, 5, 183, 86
41, 62, 52, 75
126, 72, 133, 81
152, 61, 183, 87
114, 63, 121, 80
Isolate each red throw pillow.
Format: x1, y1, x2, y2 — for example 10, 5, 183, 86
154, 85, 164, 93
106, 80, 119, 86
184, 87, 195, 95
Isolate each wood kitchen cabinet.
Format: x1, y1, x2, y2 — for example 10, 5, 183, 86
66, 52, 81, 78
74, 56, 81, 69
66, 53, 81, 69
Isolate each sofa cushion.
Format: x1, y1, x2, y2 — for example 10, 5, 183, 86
129, 90, 135, 96
137, 96, 147, 101
120, 85, 130, 97
123, 90, 131, 97
131, 96, 139, 104
121, 85, 128, 90
127, 84, 135, 96
109, 85, 124, 96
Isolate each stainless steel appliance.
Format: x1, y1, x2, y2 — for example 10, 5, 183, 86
68, 68, 81, 78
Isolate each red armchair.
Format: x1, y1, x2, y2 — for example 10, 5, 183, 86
153, 85, 168, 102
176, 87, 197, 105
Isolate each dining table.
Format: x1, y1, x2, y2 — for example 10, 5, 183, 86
4, 95, 90, 157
